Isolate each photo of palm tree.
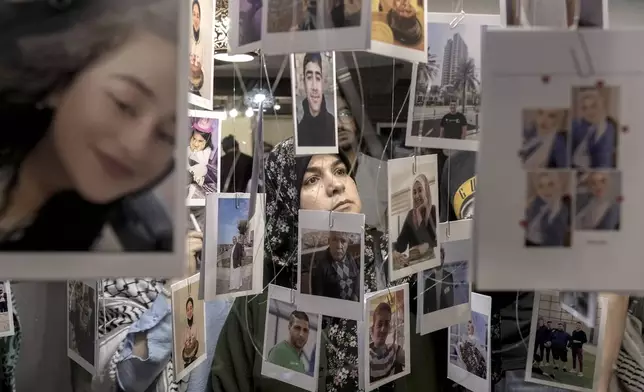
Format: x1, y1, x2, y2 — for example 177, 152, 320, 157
409, 22, 486, 142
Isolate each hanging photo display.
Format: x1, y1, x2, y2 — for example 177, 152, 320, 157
189, 0, 216, 109
291, 51, 339, 156
0, 282, 14, 338
67, 281, 99, 375
261, 284, 323, 392
560, 291, 599, 329
405, 14, 500, 152
171, 273, 207, 381
388, 155, 440, 281
475, 29, 638, 291
417, 239, 471, 335
228, 0, 263, 54
437, 149, 476, 243
525, 291, 606, 392
204, 193, 265, 300
297, 210, 365, 320
502, 0, 608, 28
363, 283, 411, 391
261, 0, 370, 55
187, 110, 223, 206
370, 0, 427, 63
447, 292, 492, 392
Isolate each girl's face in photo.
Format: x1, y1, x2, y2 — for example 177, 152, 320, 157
536, 174, 559, 203
589, 172, 608, 198
300, 155, 362, 213
51, 31, 177, 204
579, 91, 603, 124
192, 3, 201, 31
190, 131, 207, 152
371, 311, 391, 347
536, 109, 562, 133
186, 301, 194, 319
412, 179, 428, 209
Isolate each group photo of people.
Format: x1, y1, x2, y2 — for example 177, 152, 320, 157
67, 281, 97, 373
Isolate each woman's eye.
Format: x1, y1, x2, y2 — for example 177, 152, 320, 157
334, 167, 347, 176
304, 176, 319, 186
156, 129, 176, 146
108, 93, 137, 117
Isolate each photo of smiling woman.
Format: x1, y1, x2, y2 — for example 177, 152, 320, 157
291, 51, 338, 155
525, 171, 572, 247
521, 108, 570, 169
0, 0, 182, 276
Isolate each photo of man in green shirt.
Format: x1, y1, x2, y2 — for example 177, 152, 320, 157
267, 310, 310, 373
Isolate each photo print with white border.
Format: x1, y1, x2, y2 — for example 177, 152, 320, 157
204, 193, 266, 300
405, 14, 500, 152
297, 210, 365, 320
188, 0, 216, 109
370, 0, 427, 63
447, 292, 492, 392
227, 0, 263, 54
261, 284, 323, 392
0, 0, 187, 280
187, 110, 224, 205
520, 108, 571, 170
526, 291, 606, 392
187, 205, 206, 273
67, 280, 98, 375
475, 30, 643, 291
560, 291, 599, 329
501, 0, 608, 28
524, 170, 573, 248
171, 273, 207, 381
436, 150, 476, 244
363, 283, 411, 391
417, 238, 471, 335
388, 155, 440, 281
0, 282, 15, 338
291, 51, 339, 156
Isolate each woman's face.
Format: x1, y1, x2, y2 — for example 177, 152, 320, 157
589, 172, 608, 198
371, 311, 391, 347
579, 92, 602, 124
186, 301, 194, 320
190, 132, 207, 152
393, 0, 415, 18
192, 3, 201, 31
412, 179, 427, 209
300, 155, 362, 213
51, 32, 177, 204
536, 174, 559, 203
536, 109, 562, 133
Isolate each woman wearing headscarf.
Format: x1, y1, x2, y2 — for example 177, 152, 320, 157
520, 109, 569, 169
210, 138, 439, 392
571, 88, 617, 168
190, 0, 205, 95
575, 171, 620, 231
525, 172, 570, 247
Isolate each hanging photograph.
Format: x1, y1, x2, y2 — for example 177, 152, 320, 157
261, 0, 370, 55
437, 149, 476, 243
520, 108, 571, 169
525, 291, 606, 392
370, 0, 427, 63
204, 193, 265, 300
171, 273, 207, 381
560, 291, 599, 329
475, 29, 640, 291
363, 283, 411, 391
187, 206, 206, 276
291, 52, 339, 156
0, 282, 14, 338
502, 0, 608, 28
447, 292, 492, 392
297, 210, 365, 320
228, 0, 263, 54
67, 281, 98, 375
388, 155, 440, 281
417, 239, 471, 335
189, 0, 216, 109
261, 284, 323, 392
187, 110, 223, 206
0, 0, 187, 279
405, 14, 500, 151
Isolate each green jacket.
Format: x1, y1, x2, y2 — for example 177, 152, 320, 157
210, 292, 439, 392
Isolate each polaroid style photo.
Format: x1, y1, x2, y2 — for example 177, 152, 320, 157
388, 155, 440, 281
204, 193, 266, 300
560, 291, 599, 329
475, 30, 641, 291
0, 0, 187, 279
526, 291, 606, 392
291, 52, 339, 156
187, 110, 224, 205
447, 292, 492, 392
417, 239, 471, 335
501, 0, 608, 28
436, 149, 476, 244
520, 108, 571, 170
188, 0, 216, 109
363, 283, 411, 391
171, 273, 207, 381
370, 0, 427, 63
187, 206, 206, 274
261, 284, 323, 392
405, 14, 500, 152
227, 0, 263, 54
297, 210, 365, 320
0, 282, 15, 338
67, 281, 98, 375
261, 0, 370, 55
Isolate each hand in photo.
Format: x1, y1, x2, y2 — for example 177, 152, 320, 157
186, 231, 203, 273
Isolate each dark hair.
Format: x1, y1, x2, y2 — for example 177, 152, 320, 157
546, 320, 551, 324
192, 0, 201, 17
186, 297, 194, 308
302, 52, 323, 77
558, 322, 563, 326
373, 302, 392, 324
190, 128, 213, 151
221, 135, 239, 153
289, 310, 309, 326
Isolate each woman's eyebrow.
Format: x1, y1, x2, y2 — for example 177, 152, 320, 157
111, 74, 156, 100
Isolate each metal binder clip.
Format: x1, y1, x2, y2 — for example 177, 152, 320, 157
235, 193, 240, 209
412, 154, 417, 175
449, 0, 465, 28
328, 211, 334, 228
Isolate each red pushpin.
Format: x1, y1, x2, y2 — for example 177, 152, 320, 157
519, 220, 527, 228
617, 196, 624, 203
541, 75, 551, 84
595, 80, 605, 89
622, 125, 629, 133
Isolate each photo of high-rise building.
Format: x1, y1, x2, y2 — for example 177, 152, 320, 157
440, 33, 469, 87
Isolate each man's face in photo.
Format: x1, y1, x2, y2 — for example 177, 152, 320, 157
575, 322, 582, 331
289, 317, 310, 350
304, 59, 323, 116
328, 231, 349, 262
449, 102, 457, 113
232, 236, 237, 245
547, 321, 552, 329
371, 310, 391, 347
337, 95, 356, 148
557, 323, 564, 331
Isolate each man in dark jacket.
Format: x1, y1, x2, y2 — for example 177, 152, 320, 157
231, 236, 243, 269
220, 135, 253, 192
310, 231, 359, 301
297, 52, 336, 148
534, 318, 550, 365
422, 247, 455, 313
571, 321, 588, 376
550, 322, 571, 371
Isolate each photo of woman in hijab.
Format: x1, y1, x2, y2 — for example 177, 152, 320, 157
571, 87, 619, 169
521, 109, 570, 169
525, 171, 572, 247
575, 170, 621, 231
187, 116, 219, 200
190, 0, 205, 96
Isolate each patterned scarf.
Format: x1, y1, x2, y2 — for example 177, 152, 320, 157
0, 293, 20, 392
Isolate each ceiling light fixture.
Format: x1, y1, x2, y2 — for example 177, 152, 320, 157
229, 108, 239, 118
245, 107, 254, 117
273, 103, 281, 110
214, 51, 256, 63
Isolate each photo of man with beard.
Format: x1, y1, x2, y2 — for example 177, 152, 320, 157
267, 310, 311, 374
181, 297, 199, 367
171, 275, 206, 379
